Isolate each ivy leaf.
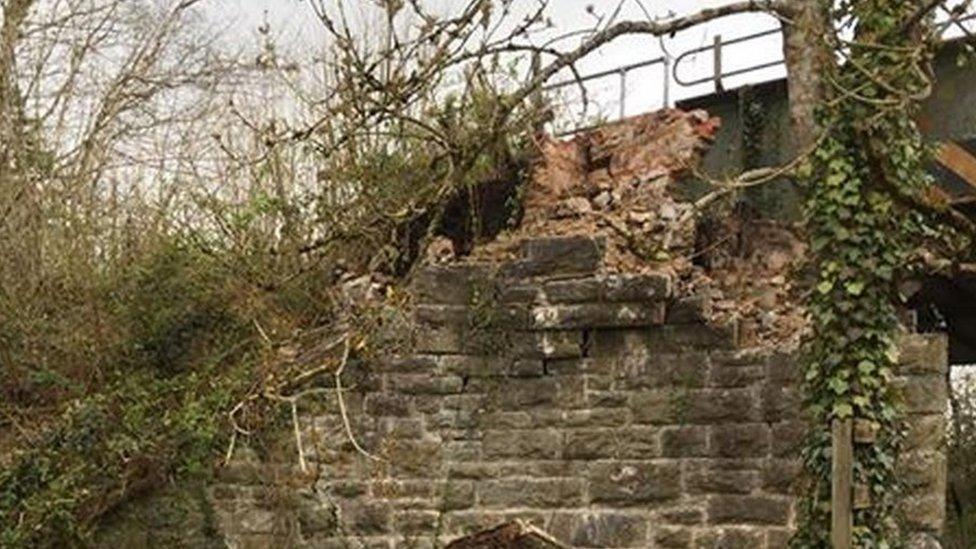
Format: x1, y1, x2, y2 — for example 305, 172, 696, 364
833, 402, 853, 419
817, 281, 833, 295
884, 346, 899, 363
857, 360, 875, 375
828, 377, 849, 395
845, 280, 865, 296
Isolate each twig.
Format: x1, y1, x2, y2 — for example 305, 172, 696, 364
253, 319, 272, 346
334, 337, 381, 461
224, 430, 237, 464
680, 128, 829, 225
291, 400, 307, 473
902, 0, 948, 33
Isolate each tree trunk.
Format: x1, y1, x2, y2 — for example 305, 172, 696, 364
0, 0, 34, 173
781, 0, 832, 150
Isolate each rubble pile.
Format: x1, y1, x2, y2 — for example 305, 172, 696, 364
463, 108, 808, 346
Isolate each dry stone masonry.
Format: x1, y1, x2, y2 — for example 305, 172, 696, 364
203, 235, 948, 548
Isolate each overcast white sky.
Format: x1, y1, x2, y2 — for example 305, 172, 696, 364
201, 1, 783, 121
199, 0, 974, 127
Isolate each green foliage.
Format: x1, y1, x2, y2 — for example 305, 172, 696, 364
0, 44, 535, 548
947, 378, 976, 548
120, 243, 247, 373
0, 242, 261, 548
792, 2, 961, 547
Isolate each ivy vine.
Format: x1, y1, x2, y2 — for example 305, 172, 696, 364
793, 1, 963, 547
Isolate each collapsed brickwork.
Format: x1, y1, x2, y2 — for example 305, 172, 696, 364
94, 110, 950, 548
197, 235, 947, 549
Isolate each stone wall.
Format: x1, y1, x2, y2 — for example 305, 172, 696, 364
192, 236, 947, 548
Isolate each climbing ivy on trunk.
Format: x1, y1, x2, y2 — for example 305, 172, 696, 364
794, 1, 967, 546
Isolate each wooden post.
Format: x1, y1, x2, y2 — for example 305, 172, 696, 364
831, 418, 854, 549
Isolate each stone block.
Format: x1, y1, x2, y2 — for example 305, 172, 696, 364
897, 334, 948, 376
904, 414, 945, 451
441, 511, 512, 538
394, 510, 441, 535
771, 421, 807, 458
318, 480, 369, 499
588, 389, 629, 408
496, 376, 586, 410
509, 331, 583, 359
476, 411, 531, 430
714, 527, 766, 548
588, 329, 649, 358
508, 358, 546, 377
337, 500, 393, 535
378, 418, 425, 439
501, 236, 605, 279
544, 278, 603, 303
530, 303, 666, 330
499, 283, 543, 304
443, 440, 481, 461
762, 459, 801, 494
373, 479, 435, 500
550, 512, 649, 548
616, 352, 708, 390
412, 264, 497, 305
237, 509, 276, 534
709, 363, 765, 388
706, 495, 791, 526
630, 389, 677, 424
658, 505, 704, 525
478, 478, 585, 508
652, 525, 694, 548
666, 294, 711, 324
645, 323, 739, 352
439, 355, 508, 377
545, 357, 590, 376
762, 385, 802, 422
687, 465, 757, 495
445, 462, 502, 480
682, 388, 759, 424
389, 374, 464, 395
415, 304, 468, 326
616, 426, 662, 459
386, 440, 444, 478
602, 273, 672, 302
558, 408, 632, 428
375, 354, 439, 374
901, 494, 946, 532
415, 324, 465, 354
661, 426, 709, 457
483, 429, 561, 459
365, 393, 413, 417
564, 429, 621, 459
710, 423, 770, 458
588, 461, 681, 505
766, 352, 801, 385
441, 481, 476, 511
900, 451, 946, 491
297, 505, 338, 534
895, 375, 947, 414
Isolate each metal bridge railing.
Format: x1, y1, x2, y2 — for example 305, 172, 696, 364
541, 9, 976, 132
